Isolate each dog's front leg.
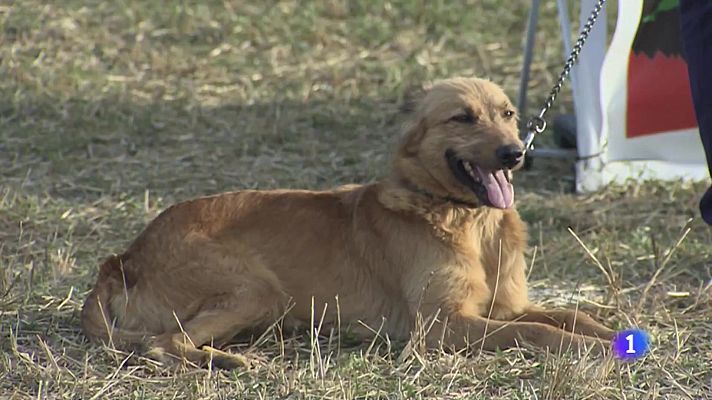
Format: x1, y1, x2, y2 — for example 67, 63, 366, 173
426, 312, 610, 354
514, 306, 615, 340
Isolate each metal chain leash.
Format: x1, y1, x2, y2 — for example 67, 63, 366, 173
522, 0, 607, 154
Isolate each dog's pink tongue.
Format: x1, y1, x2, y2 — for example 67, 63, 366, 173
476, 167, 514, 209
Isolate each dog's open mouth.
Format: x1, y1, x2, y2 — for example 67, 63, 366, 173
445, 150, 514, 209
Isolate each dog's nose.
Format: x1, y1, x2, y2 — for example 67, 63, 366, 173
496, 145, 524, 169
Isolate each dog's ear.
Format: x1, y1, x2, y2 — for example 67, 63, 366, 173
400, 119, 427, 156
398, 82, 432, 155
399, 111, 429, 156
398, 82, 431, 115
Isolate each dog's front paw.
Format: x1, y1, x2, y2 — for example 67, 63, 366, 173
146, 345, 185, 369
202, 346, 252, 369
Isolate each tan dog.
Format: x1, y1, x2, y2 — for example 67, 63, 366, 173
82, 77, 613, 367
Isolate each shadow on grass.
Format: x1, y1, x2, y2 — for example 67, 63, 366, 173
1, 89, 576, 203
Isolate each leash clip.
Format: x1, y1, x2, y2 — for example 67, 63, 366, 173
523, 115, 547, 154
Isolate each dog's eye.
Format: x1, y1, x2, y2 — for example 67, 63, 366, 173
502, 110, 516, 119
450, 113, 478, 124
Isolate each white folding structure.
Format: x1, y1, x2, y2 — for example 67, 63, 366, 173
573, 0, 708, 191
520, 0, 709, 191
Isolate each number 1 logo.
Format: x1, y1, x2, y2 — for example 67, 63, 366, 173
625, 334, 636, 354
613, 329, 650, 359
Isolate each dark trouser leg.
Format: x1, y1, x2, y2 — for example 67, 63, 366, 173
679, 1, 712, 225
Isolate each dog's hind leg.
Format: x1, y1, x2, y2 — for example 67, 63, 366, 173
515, 307, 615, 340
147, 293, 283, 369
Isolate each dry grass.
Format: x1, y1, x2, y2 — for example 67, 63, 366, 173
1, 1, 711, 399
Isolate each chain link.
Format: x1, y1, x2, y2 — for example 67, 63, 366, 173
523, 0, 607, 153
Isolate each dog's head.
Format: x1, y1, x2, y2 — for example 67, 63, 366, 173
394, 77, 524, 209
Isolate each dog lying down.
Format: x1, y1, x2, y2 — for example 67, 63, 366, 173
82, 77, 614, 367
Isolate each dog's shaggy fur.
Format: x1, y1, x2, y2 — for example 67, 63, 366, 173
82, 77, 613, 367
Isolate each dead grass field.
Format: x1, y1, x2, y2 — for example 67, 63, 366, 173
1, 1, 711, 399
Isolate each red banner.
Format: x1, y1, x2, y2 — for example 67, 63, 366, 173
626, 0, 697, 138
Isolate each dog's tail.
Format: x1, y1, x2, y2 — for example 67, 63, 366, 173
81, 254, 148, 346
